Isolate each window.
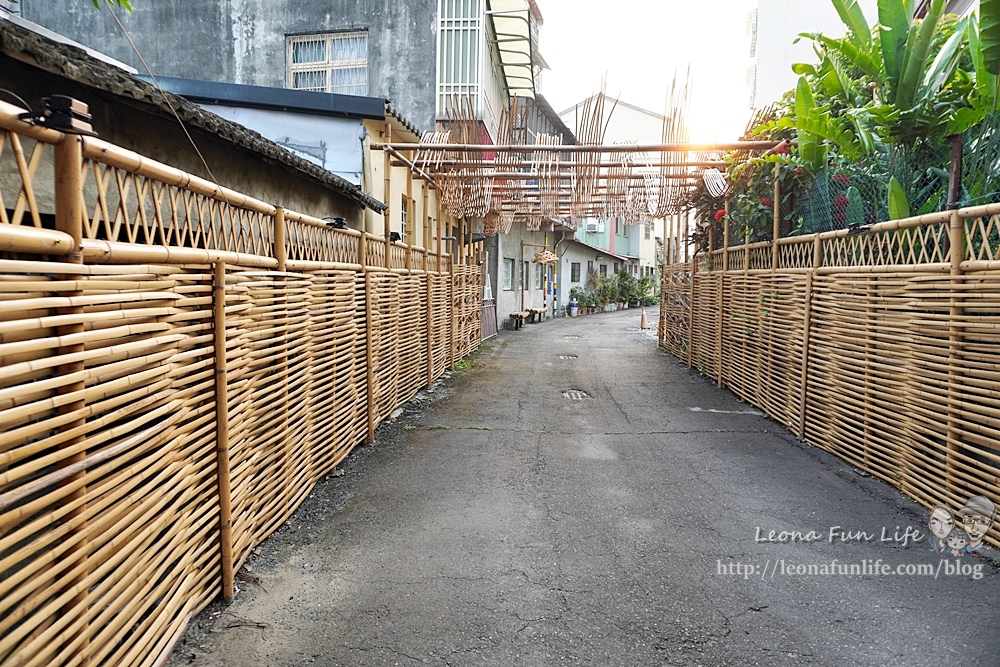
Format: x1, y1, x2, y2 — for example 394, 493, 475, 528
400, 195, 408, 243
288, 31, 368, 96
522, 261, 529, 290
614, 262, 620, 273
645, 223, 651, 240
599, 264, 607, 277
571, 262, 581, 283
535, 264, 544, 289
503, 258, 514, 290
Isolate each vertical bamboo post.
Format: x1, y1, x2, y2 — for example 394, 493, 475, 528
365, 272, 376, 443
426, 274, 434, 387
359, 230, 368, 269
946, 208, 965, 498
722, 197, 730, 273
687, 213, 695, 370
772, 176, 780, 270
797, 271, 814, 438
707, 224, 715, 271
405, 166, 414, 246
436, 199, 444, 274
274, 206, 286, 272
54, 133, 89, 661
716, 273, 724, 388
212, 261, 235, 601
458, 217, 467, 266
383, 143, 392, 270
422, 183, 430, 271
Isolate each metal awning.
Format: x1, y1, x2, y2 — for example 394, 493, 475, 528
487, 0, 537, 99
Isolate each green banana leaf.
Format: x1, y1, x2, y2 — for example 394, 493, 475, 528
919, 17, 969, 103
878, 0, 911, 90
981, 0, 1000, 75
970, 11, 1000, 109
832, 0, 873, 51
795, 76, 825, 172
802, 33, 882, 80
896, 0, 945, 108
888, 176, 910, 220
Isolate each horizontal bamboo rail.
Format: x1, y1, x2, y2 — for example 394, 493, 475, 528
660, 204, 1000, 552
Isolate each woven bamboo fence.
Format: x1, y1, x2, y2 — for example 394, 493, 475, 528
660, 208, 1000, 548
0, 104, 481, 667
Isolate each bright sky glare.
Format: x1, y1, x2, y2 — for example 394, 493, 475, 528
536, 0, 756, 142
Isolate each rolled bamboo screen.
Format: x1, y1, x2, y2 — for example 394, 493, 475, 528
0, 106, 482, 667
660, 210, 1000, 551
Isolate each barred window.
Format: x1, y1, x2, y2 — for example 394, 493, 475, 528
287, 31, 368, 96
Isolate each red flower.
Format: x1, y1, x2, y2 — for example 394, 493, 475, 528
715, 209, 727, 222
833, 194, 849, 209
760, 197, 774, 207
773, 143, 789, 155
833, 173, 851, 185
795, 167, 803, 175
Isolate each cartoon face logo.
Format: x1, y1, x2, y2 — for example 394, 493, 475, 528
959, 495, 996, 549
946, 527, 969, 552
928, 505, 954, 540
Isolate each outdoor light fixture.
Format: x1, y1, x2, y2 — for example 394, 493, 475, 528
323, 217, 348, 229
847, 223, 872, 235
19, 96, 98, 136
389, 232, 402, 242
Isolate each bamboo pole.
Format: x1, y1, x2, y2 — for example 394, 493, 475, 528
425, 275, 434, 387
365, 272, 376, 444
716, 273, 724, 388
405, 168, 414, 248
53, 133, 90, 664
798, 272, 814, 438
772, 175, 780, 270
946, 209, 965, 499
274, 206, 286, 272
212, 261, 235, 601
383, 136, 392, 270
422, 182, 430, 271
374, 140, 785, 153
359, 230, 368, 269
436, 199, 443, 274
722, 198, 730, 273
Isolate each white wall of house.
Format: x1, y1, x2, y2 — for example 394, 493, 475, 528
492, 223, 550, 326
750, 0, 878, 109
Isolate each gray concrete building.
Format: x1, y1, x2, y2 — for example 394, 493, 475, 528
16, 0, 438, 132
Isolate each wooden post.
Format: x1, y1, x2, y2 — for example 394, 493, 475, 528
946, 208, 965, 498
707, 224, 715, 271
405, 167, 414, 247
212, 261, 235, 601
365, 272, 377, 443
422, 183, 430, 271
947, 134, 963, 210
383, 144, 392, 270
722, 197, 730, 273
436, 199, 444, 274
54, 133, 89, 661
716, 273, 724, 388
772, 175, 780, 270
797, 271, 814, 438
274, 206, 286, 272
458, 217, 466, 266
359, 230, 368, 269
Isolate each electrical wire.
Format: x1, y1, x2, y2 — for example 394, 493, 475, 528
0, 88, 31, 110
102, 0, 231, 205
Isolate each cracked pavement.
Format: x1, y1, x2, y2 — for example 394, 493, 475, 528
170, 306, 1000, 666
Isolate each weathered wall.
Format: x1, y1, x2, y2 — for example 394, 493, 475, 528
21, 0, 438, 131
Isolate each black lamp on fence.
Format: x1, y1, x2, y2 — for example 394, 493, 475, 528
323, 216, 348, 229
389, 232, 402, 243
18, 95, 98, 137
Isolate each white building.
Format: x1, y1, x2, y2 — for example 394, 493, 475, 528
748, 0, 878, 110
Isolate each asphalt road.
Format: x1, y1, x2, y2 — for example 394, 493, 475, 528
171, 306, 1000, 667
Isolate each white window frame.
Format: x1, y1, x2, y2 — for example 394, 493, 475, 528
503, 258, 514, 291
287, 31, 369, 95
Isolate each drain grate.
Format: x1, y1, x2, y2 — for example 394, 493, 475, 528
562, 390, 591, 400
559, 354, 578, 360
564, 335, 581, 339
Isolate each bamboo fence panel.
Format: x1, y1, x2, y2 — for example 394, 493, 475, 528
367, 270, 401, 423
0, 105, 482, 667
659, 210, 1000, 550
396, 274, 429, 404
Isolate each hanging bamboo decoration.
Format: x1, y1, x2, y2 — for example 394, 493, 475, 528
212, 261, 235, 601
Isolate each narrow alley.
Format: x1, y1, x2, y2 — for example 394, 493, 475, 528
170, 308, 1000, 667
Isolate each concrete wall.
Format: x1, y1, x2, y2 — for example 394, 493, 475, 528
490, 223, 550, 326
21, 0, 438, 131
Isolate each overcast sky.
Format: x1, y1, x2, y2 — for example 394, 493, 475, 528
535, 0, 756, 142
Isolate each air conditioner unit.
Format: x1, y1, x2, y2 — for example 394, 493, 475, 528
585, 221, 604, 233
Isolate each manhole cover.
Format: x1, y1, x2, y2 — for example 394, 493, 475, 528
562, 390, 591, 400
564, 335, 581, 339
559, 354, 578, 360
